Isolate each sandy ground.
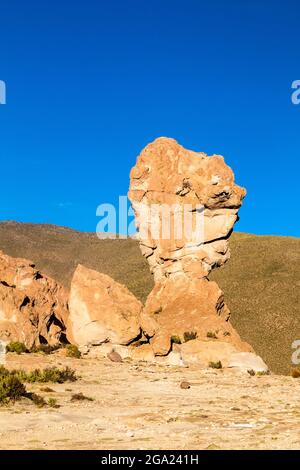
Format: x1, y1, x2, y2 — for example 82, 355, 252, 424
1, 352, 300, 450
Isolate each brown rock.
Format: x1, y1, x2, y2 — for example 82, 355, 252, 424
180, 381, 191, 389
0, 251, 68, 349
128, 137, 246, 282
142, 275, 251, 356
107, 351, 123, 363
67, 265, 142, 347
128, 138, 253, 358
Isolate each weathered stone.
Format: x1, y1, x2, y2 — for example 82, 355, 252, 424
128, 137, 246, 281
128, 138, 252, 359
141, 275, 251, 356
107, 351, 123, 363
228, 352, 269, 373
67, 265, 142, 347
0, 251, 68, 349
180, 339, 240, 367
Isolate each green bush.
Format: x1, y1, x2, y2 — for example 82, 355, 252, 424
65, 344, 81, 358
22, 366, 77, 384
0, 375, 26, 404
6, 342, 27, 354
183, 331, 198, 342
48, 397, 60, 408
0, 366, 70, 406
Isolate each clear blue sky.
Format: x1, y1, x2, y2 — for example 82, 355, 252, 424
0, 0, 299, 236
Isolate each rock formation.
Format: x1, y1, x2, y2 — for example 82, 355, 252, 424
128, 137, 251, 358
67, 264, 142, 347
0, 251, 68, 349
128, 137, 246, 281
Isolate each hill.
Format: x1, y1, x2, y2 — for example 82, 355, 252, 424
0, 221, 299, 375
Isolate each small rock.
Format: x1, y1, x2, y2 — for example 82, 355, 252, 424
107, 351, 123, 363
180, 381, 191, 389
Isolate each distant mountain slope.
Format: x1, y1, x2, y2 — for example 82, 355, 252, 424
0, 221, 299, 375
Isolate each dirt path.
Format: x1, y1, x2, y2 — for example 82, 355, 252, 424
1, 353, 300, 450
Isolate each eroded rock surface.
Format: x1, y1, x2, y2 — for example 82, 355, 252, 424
0, 251, 68, 348
129, 138, 252, 359
128, 137, 246, 281
67, 264, 142, 347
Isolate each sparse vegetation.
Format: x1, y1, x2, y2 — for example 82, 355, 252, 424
291, 368, 300, 378
0, 365, 77, 384
207, 331, 217, 339
256, 370, 270, 376
48, 397, 60, 408
40, 386, 55, 393
30, 344, 61, 354
6, 342, 27, 354
183, 331, 197, 342
209, 361, 222, 369
70, 392, 94, 402
65, 344, 81, 358
0, 374, 26, 404
171, 335, 182, 345
21, 366, 77, 383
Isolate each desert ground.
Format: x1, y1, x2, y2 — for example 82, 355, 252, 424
1, 352, 300, 450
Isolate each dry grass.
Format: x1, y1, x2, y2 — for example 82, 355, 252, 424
0, 222, 299, 375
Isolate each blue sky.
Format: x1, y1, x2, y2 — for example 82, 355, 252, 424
0, 0, 299, 236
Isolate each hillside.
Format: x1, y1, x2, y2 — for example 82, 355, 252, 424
0, 221, 299, 375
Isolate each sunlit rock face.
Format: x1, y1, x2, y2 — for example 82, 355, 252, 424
0, 251, 68, 349
129, 138, 251, 357
128, 137, 246, 282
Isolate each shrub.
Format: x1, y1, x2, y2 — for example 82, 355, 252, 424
26, 392, 46, 407
256, 370, 270, 376
0, 375, 26, 404
40, 386, 55, 393
291, 368, 300, 378
6, 342, 27, 354
209, 360, 222, 369
207, 331, 217, 339
30, 344, 61, 355
70, 392, 94, 402
23, 366, 77, 384
171, 335, 182, 345
65, 344, 81, 358
48, 398, 60, 408
247, 369, 256, 376
183, 331, 197, 342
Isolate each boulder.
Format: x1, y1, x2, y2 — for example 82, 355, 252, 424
0, 251, 68, 349
67, 264, 142, 347
180, 339, 239, 367
228, 352, 269, 373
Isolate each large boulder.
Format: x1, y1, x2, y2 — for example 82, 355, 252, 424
67, 264, 142, 347
0, 251, 68, 348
